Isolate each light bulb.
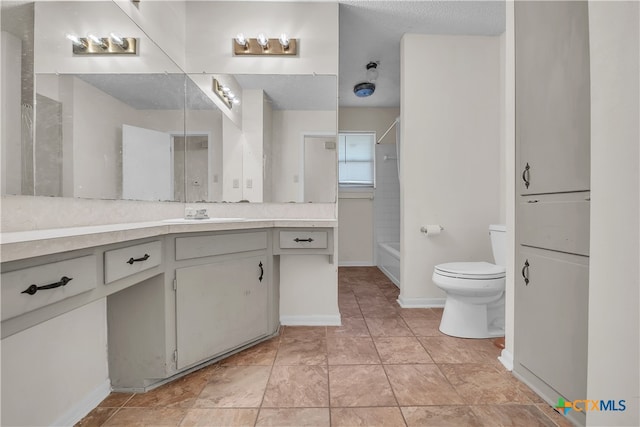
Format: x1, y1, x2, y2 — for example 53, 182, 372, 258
278, 33, 290, 48
235, 33, 248, 47
257, 33, 269, 48
366, 62, 379, 83
232, 98, 240, 105
87, 34, 107, 49
109, 32, 128, 49
222, 86, 231, 94
227, 92, 235, 99
66, 33, 85, 47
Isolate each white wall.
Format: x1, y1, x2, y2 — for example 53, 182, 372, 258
587, 2, 639, 425
1, 300, 109, 427
399, 34, 501, 307
271, 110, 336, 202
185, 1, 338, 75
242, 90, 267, 202
222, 115, 245, 202
374, 143, 401, 246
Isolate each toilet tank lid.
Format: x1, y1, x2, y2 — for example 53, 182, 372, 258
489, 224, 506, 232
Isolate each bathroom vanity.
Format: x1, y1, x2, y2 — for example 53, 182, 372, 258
1, 219, 336, 395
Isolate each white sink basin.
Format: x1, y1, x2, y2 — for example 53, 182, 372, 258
162, 218, 245, 224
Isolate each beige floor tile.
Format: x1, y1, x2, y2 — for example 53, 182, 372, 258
361, 303, 401, 318
220, 338, 279, 366
471, 404, 557, 426
397, 308, 440, 320
402, 406, 484, 427
374, 337, 434, 364
194, 365, 271, 408
327, 337, 381, 365
102, 408, 186, 426
126, 368, 211, 409
365, 317, 413, 337
327, 317, 371, 337
440, 364, 538, 404
418, 336, 498, 364
331, 407, 406, 427
76, 407, 118, 427
255, 408, 330, 426
329, 365, 397, 407
282, 326, 326, 339
179, 408, 258, 426
262, 365, 329, 407
402, 317, 444, 337
339, 303, 364, 318
384, 364, 464, 406
99, 393, 134, 408
275, 337, 327, 365
536, 403, 575, 427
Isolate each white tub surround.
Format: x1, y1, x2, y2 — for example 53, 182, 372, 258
378, 242, 400, 287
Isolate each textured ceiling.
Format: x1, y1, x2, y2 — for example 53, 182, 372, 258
339, 1, 506, 108
234, 74, 336, 110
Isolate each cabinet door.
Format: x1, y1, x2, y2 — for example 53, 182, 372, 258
515, 1, 590, 194
176, 255, 268, 369
515, 248, 588, 401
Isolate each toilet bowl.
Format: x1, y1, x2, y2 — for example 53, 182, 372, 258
432, 225, 506, 338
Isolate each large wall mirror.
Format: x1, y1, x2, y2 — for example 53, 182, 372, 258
1, 1, 338, 204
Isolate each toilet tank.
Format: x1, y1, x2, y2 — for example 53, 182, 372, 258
489, 224, 507, 266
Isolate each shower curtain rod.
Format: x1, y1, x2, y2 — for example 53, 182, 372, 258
377, 117, 399, 144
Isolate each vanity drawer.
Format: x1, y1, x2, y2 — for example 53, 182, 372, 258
176, 232, 268, 261
1, 255, 97, 321
279, 231, 328, 249
104, 241, 162, 284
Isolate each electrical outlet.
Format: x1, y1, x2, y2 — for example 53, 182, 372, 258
293, 174, 299, 183
246, 178, 252, 189
213, 174, 218, 183
233, 179, 239, 188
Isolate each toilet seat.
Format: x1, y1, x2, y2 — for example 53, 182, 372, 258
434, 262, 505, 280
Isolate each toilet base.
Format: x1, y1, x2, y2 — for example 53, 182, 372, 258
439, 292, 505, 339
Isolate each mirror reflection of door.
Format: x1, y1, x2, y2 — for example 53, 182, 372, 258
303, 135, 337, 203
173, 135, 209, 202
34, 94, 63, 197
122, 124, 172, 201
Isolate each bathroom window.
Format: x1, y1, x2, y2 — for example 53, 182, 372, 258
338, 132, 375, 187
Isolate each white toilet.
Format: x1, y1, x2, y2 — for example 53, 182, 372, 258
432, 224, 506, 339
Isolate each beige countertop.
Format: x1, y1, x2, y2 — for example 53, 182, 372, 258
0, 218, 337, 263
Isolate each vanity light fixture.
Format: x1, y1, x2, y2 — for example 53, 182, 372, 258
233, 32, 297, 56
212, 78, 240, 109
67, 33, 138, 55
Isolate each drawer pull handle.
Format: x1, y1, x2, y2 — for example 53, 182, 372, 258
21, 276, 73, 295
258, 261, 264, 282
527, 200, 539, 204
294, 238, 314, 243
127, 254, 150, 265
521, 259, 530, 286
522, 163, 530, 189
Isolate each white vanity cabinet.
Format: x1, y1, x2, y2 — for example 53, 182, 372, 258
175, 253, 269, 369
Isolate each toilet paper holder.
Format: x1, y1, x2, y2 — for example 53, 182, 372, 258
420, 225, 444, 235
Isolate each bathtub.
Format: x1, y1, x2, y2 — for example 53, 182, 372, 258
377, 242, 400, 287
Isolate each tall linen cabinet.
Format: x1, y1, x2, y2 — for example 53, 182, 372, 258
514, 2, 591, 426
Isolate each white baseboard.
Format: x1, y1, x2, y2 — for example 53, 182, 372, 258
498, 349, 514, 371
280, 314, 342, 326
52, 379, 111, 427
396, 296, 445, 308
338, 261, 375, 267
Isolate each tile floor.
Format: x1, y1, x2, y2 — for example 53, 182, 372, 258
77, 267, 573, 426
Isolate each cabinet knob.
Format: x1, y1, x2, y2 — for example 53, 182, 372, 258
521, 259, 530, 285
522, 163, 531, 189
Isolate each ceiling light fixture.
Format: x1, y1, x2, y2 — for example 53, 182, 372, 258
353, 62, 379, 97
232, 33, 298, 56
67, 33, 137, 55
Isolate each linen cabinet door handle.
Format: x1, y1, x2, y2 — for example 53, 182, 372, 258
258, 261, 264, 282
522, 163, 531, 189
127, 254, 150, 265
521, 260, 530, 285
21, 276, 73, 295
